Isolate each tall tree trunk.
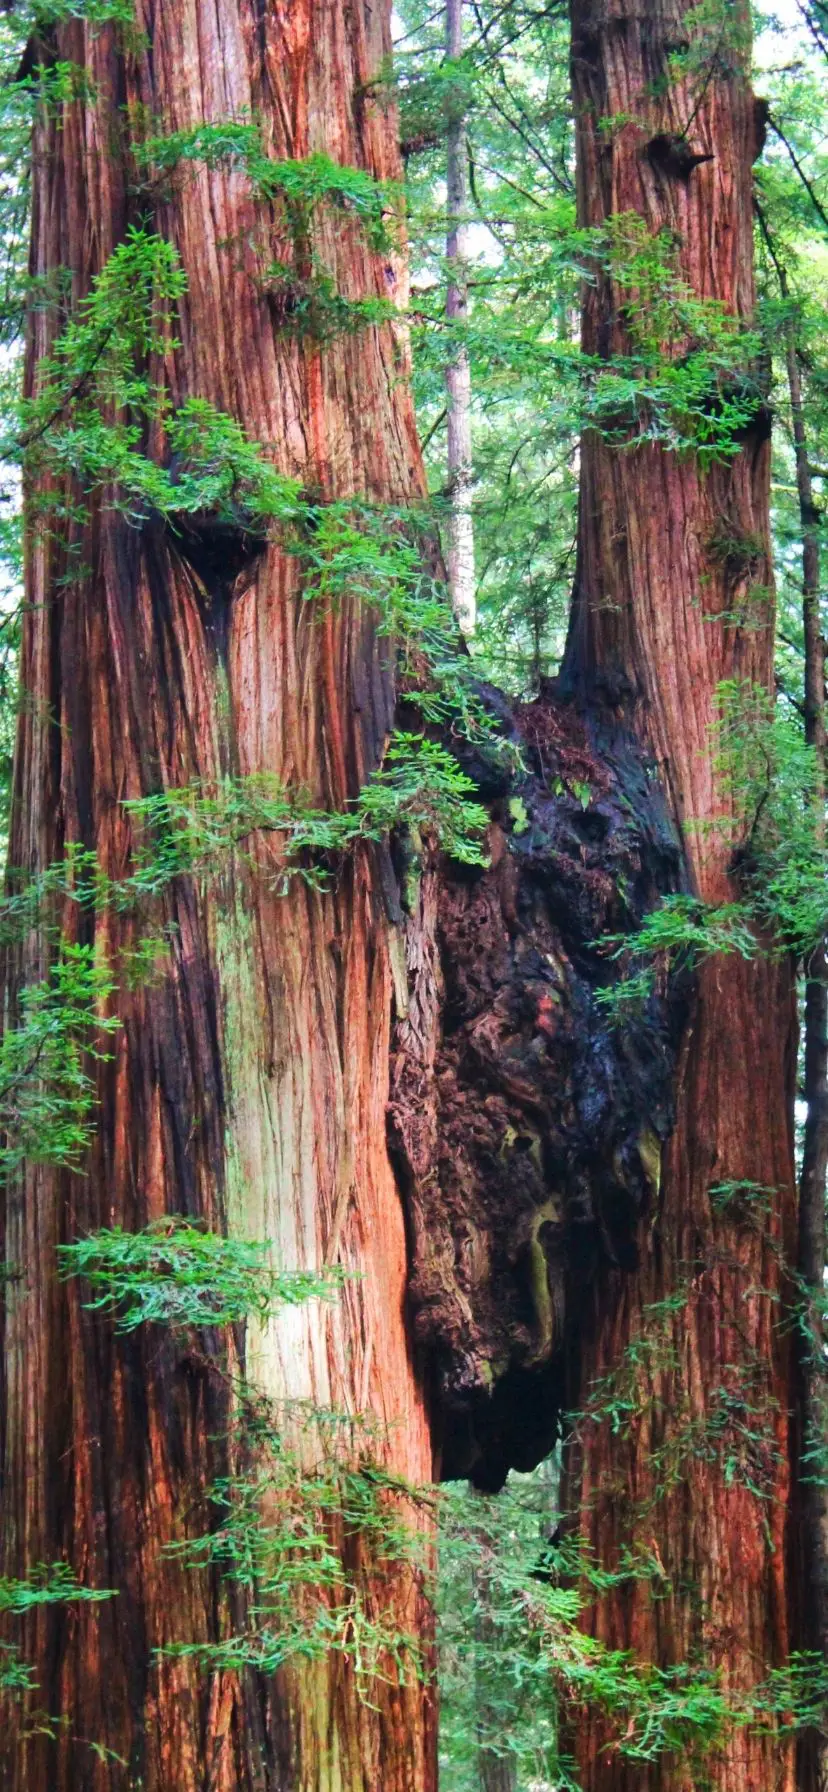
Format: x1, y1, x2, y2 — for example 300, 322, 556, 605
0, 4, 435, 1788
560, 2, 798, 1787
780, 259, 828, 1792
474, 1557, 517, 1792
445, 0, 476, 635
477, 1740, 517, 1792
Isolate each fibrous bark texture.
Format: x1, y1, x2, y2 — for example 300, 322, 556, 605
1, 4, 433, 1789
557, 2, 799, 1788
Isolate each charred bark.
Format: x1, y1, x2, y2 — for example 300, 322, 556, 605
390, 686, 687, 1492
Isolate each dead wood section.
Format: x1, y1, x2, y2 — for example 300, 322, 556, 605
390, 682, 688, 1492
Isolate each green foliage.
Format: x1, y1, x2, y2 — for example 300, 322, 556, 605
573, 1290, 686, 1442
595, 673, 828, 989
137, 127, 398, 251
435, 1457, 827, 1788
57, 1219, 346, 1330
436, 1469, 566, 1788
0, 1564, 114, 1697
0, 1564, 113, 1614
19, 226, 185, 439
395, 52, 476, 153
667, 0, 752, 87
396, 0, 578, 688
161, 1417, 428, 1692
713, 678, 828, 955
0, 846, 113, 950
0, 942, 117, 1174
1, 217, 490, 802
365, 733, 490, 862
396, 0, 769, 695
595, 893, 757, 1015
709, 1178, 775, 1220
134, 126, 399, 356
593, 963, 657, 1018
162, 398, 301, 526
580, 213, 766, 462
29, 0, 135, 22
601, 893, 758, 967
123, 733, 489, 891
10, 228, 302, 533
577, 1278, 786, 1514
0, 738, 487, 959
57, 1212, 428, 1698
262, 259, 395, 342
294, 499, 494, 739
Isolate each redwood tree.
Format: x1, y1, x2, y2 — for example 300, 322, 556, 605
560, 2, 799, 1788
1, 3, 434, 1787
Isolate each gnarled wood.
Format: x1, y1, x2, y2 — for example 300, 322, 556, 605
390, 689, 687, 1490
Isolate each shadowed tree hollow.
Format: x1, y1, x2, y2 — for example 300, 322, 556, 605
0, 0, 808, 1789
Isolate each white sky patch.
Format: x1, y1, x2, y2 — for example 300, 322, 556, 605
755, 0, 814, 68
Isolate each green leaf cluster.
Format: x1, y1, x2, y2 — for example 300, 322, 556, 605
57, 1219, 347, 1330
137, 127, 398, 252
123, 732, 489, 887
0, 941, 117, 1175
161, 1428, 428, 1691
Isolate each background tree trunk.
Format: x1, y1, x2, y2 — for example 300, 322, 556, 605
0, 4, 435, 1788
445, 0, 476, 635
779, 251, 828, 1792
561, 2, 799, 1786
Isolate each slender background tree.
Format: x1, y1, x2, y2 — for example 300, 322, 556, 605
444, 0, 476, 634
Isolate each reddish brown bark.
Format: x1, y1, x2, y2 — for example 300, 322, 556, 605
559, 2, 799, 1788
0, 4, 434, 1788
